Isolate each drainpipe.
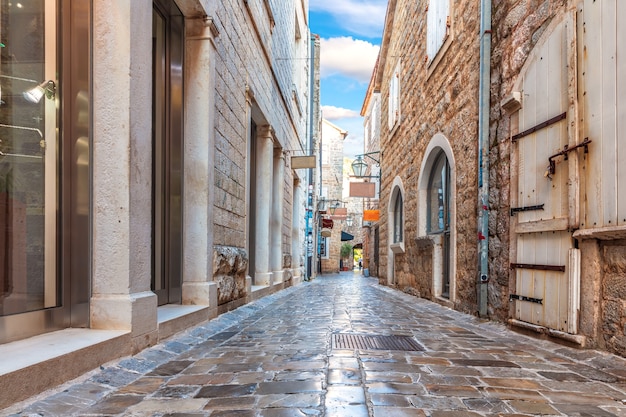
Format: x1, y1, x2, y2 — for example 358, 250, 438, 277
477, 0, 492, 317
306, 35, 318, 281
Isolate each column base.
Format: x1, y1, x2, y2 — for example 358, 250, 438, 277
90, 291, 158, 353
271, 270, 284, 285
255, 272, 272, 286
182, 281, 218, 306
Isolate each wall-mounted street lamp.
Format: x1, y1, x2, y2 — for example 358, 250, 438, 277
318, 197, 343, 213
351, 151, 380, 179
346, 216, 353, 227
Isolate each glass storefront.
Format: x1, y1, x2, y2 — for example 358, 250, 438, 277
0, 0, 58, 316
0, 0, 90, 343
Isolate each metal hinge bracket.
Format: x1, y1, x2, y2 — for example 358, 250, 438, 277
509, 294, 543, 304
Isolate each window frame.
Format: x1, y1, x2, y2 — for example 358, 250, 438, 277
426, 0, 453, 73
388, 61, 401, 131
389, 178, 405, 254
427, 151, 450, 234
393, 192, 403, 243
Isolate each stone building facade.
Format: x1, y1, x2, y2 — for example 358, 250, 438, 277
360, 63, 382, 278
375, 0, 626, 357
0, 0, 315, 407
375, 0, 481, 312
317, 119, 346, 274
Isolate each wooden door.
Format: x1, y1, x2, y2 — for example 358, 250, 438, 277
511, 14, 580, 334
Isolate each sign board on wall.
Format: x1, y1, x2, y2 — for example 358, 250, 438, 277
363, 210, 380, 221
291, 155, 316, 169
349, 182, 376, 198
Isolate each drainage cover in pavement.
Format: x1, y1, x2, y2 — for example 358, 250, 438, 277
332, 333, 424, 352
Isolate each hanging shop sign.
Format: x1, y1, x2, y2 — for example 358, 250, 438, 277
363, 210, 380, 221
349, 181, 376, 198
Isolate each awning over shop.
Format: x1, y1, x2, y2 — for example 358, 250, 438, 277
341, 231, 354, 241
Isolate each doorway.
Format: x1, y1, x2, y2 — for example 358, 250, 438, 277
427, 150, 451, 298
152, 0, 184, 305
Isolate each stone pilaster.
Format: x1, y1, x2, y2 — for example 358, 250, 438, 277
254, 125, 273, 285
271, 149, 285, 284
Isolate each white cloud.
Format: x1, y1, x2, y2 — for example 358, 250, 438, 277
323, 116, 365, 158
322, 105, 361, 120
320, 37, 379, 83
310, 0, 387, 37
343, 130, 365, 159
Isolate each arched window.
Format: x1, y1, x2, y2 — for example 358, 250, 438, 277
389, 179, 405, 256
418, 135, 456, 301
393, 191, 403, 243
427, 151, 450, 234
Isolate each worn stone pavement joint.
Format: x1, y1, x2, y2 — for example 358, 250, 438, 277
332, 333, 424, 352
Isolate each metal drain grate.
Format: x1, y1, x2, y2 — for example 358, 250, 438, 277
332, 333, 424, 352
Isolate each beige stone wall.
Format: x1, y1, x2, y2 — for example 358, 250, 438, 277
599, 241, 626, 355
318, 120, 345, 275
206, 1, 308, 249
378, 0, 481, 313
204, 1, 309, 294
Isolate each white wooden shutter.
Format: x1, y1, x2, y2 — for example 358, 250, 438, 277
427, 0, 450, 60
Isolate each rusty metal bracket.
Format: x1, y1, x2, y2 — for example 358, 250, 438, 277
510, 263, 565, 272
547, 137, 592, 177
510, 204, 544, 216
509, 294, 543, 305
512, 112, 566, 142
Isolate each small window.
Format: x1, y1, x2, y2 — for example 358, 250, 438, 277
427, 0, 450, 61
393, 191, 403, 243
427, 151, 450, 234
388, 61, 401, 130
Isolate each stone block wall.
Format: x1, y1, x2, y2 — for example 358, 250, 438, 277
600, 241, 626, 356
205, 1, 308, 292
378, 0, 481, 314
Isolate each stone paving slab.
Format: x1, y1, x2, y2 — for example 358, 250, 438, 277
4, 272, 626, 416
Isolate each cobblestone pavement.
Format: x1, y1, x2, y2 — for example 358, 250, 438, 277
4, 272, 626, 417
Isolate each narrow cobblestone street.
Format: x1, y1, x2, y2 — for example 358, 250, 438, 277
4, 272, 626, 417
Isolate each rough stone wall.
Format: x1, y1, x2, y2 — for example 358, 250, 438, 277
490, 0, 569, 321
378, 0, 481, 314
600, 241, 626, 356
213, 246, 248, 305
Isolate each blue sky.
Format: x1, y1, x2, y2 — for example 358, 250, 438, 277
309, 1, 387, 157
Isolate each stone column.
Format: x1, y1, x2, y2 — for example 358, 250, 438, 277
254, 125, 273, 285
291, 179, 302, 281
181, 16, 217, 309
90, 0, 157, 351
270, 149, 285, 284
